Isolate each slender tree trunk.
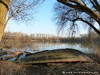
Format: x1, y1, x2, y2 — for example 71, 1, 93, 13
0, 0, 10, 42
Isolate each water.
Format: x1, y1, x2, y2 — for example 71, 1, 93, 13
10, 42, 93, 53
4, 42, 94, 61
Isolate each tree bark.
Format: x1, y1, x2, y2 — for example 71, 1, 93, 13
0, 0, 10, 42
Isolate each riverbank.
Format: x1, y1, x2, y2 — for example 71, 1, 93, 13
0, 61, 100, 75
0, 48, 100, 75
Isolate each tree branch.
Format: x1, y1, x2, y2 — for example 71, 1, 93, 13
57, 0, 82, 11
57, 0, 100, 25
90, 0, 100, 13
68, 17, 100, 35
81, 0, 86, 6
79, 18, 100, 35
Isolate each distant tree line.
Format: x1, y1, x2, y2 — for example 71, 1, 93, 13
1, 31, 100, 43
0, 32, 62, 49
1, 32, 61, 42
0, 31, 99, 49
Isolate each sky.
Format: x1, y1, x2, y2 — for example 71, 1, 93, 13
5, 0, 87, 37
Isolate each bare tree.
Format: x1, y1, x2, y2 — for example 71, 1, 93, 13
54, 0, 100, 36
0, 0, 42, 42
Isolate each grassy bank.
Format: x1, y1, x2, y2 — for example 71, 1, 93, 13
0, 61, 100, 75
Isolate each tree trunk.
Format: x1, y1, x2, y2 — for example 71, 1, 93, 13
0, 0, 10, 42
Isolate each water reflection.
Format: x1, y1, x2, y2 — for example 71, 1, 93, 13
1, 42, 95, 61
9, 42, 94, 53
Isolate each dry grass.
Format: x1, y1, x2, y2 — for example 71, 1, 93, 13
0, 61, 100, 75
0, 46, 100, 75
87, 47, 100, 63
0, 61, 24, 75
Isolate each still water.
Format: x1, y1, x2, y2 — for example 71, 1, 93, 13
11, 42, 94, 53
6, 42, 94, 61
